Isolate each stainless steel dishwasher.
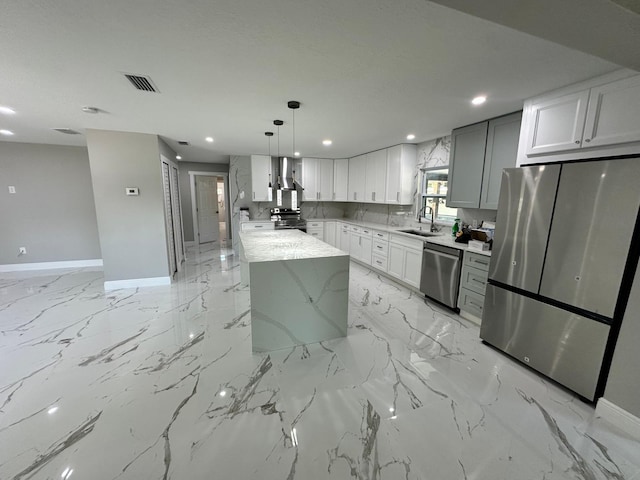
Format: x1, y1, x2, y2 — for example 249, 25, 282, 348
419, 243, 463, 310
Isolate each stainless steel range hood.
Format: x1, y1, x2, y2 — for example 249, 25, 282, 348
271, 156, 303, 191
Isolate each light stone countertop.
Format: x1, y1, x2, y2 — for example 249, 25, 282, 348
240, 229, 348, 262
305, 218, 492, 257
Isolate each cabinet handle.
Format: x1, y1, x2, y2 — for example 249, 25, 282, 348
372, 192, 375, 201
396, 192, 399, 202
585, 138, 591, 143
377, 245, 383, 249
354, 193, 357, 201
253, 191, 256, 200
469, 301, 483, 310
471, 278, 485, 285
574, 140, 580, 144
333, 192, 336, 200
473, 259, 489, 266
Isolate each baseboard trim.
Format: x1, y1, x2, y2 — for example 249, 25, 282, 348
596, 398, 640, 440
0, 259, 103, 272
104, 276, 171, 290
459, 309, 482, 326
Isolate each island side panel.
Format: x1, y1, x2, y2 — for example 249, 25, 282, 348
250, 256, 349, 352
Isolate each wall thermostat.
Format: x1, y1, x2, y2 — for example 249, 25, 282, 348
126, 187, 139, 196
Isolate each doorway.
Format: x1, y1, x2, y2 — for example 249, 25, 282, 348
195, 175, 219, 244
190, 171, 230, 246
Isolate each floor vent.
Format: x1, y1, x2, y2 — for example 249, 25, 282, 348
178, 141, 190, 146
124, 74, 158, 92
52, 128, 81, 135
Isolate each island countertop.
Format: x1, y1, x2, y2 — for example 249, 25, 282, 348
239, 229, 348, 263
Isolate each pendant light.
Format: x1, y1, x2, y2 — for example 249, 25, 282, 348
274, 119, 283, 189
265, 131, 274, 189
288, 101, 300, 157
288, 101, 300, 186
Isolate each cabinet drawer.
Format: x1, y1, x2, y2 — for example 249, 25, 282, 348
464, 251, 491, 272
372, 239, 389, 256
241, 221, 274, 231
372, 229, 389, 241
307, 221, 324, 228
459, 287, 485, 318
460, 265, 489, 295
371, 253, 388, 272
308, 230, 323, 239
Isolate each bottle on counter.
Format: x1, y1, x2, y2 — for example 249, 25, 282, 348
452, 218, 460, 237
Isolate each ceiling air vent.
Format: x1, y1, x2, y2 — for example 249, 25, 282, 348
124, 73, 158, 92
52, 128, 81, 135
178, 141, 190, 146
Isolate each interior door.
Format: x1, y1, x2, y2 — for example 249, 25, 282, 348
170, 164, 184, 266
162, 161, 177, 275
196, 176, 220, 244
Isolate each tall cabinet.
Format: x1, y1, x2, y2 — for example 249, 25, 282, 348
447, 111, 522, 210
251, 155, 271, 201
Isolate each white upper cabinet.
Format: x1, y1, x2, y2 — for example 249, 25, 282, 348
318, 159, 334, 201
250, 155, 271, 202
582, 75, 640, 148
333, 158, 349, 201
524, 91, 589, 155
365, 149, 387, 203
301, 158, 334, 201
301, 157, 318, 201
385, 144, 417, 204
518, 70, 640, 165
348, 154, 367, 202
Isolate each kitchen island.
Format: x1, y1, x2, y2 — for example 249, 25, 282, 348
239, 230, 349, 352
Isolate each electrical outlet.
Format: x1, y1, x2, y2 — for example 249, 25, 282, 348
19, 247, 26, 255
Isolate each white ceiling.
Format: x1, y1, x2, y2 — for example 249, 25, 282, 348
0, 0, 632, 163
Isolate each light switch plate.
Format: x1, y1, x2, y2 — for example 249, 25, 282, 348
125, 187, 139, 196
8, 186, 16, 194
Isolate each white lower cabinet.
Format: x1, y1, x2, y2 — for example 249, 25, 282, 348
324, 221, 337, 247
339, 223, 350, 253
349, 226, 373, 265
388, 234, 423, 289
306, 221, 324, 241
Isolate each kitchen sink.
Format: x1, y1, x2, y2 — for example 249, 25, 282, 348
396, 229, 440, 238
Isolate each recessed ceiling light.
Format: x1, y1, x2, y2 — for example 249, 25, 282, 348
472, 96, 487, 105
322, 139, 332, 146
0, 106, 16, 115
205, 137, 214, 143
406, 134, 415, 140
294, 151, 300, 156
0, 129, 14, 136
176, 155, 182, 160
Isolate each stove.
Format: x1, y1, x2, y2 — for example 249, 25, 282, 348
270, 208, 307, 232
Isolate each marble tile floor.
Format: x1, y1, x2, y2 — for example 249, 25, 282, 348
1, 243, 639, 480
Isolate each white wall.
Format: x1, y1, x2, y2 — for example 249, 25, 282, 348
86, 130, 169, 282
0, 142, 101, 265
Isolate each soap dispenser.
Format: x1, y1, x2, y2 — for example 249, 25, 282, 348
452, 218, 460, 237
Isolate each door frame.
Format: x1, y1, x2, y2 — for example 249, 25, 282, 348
189, 171, 230, 245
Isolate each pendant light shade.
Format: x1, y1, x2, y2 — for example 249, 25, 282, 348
274, 120, 283, 190
288, 101, 300, 157
265, 131, 274, 189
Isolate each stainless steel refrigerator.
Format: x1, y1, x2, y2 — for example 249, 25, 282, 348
480, 157, 640, 401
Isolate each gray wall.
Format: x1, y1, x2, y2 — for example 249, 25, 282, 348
177, 162, 229, 242
604, 268, 640, 417
86, 130, 169, 282
0, 142, 101, 264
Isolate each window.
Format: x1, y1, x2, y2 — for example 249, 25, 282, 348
420, 168, 458, 223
